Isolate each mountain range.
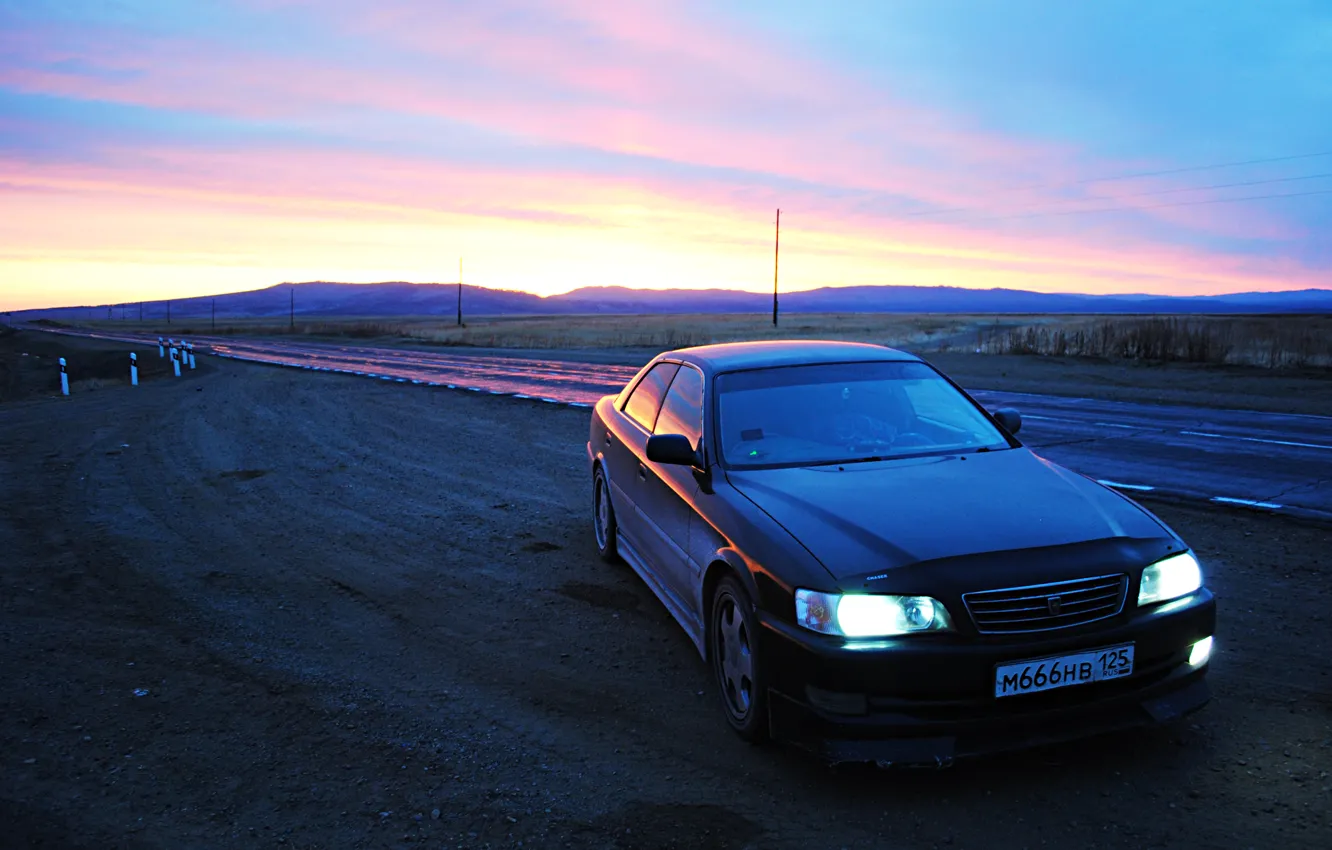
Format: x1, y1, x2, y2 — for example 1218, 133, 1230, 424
12, 281, 1332, 321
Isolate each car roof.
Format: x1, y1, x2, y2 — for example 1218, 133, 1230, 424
664, 339, 921, 372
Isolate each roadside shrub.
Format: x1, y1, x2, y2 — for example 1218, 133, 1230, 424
983, 316, 1330, 369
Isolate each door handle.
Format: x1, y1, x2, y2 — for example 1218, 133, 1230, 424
637, 462, 648, 481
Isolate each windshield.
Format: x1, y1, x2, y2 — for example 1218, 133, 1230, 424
717, 361, 1010, 469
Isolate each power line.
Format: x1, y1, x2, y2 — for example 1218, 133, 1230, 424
1008, 149, 1332, 191
900, 150, 1332, 219
1089, 171, 1332, 201
956, 187, 1332, 224
912, 172, 1332, 222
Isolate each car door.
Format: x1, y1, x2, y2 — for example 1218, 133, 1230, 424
641, 363, 707, 629
605, 361, 679, 557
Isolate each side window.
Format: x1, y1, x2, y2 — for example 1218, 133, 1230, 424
655, 365, 704, 448
623, 362, 680, 430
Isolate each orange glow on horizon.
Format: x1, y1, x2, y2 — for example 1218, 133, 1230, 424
2, 151, 1323, 312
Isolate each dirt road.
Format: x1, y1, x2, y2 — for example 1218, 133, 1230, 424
2, 335, 1329, 849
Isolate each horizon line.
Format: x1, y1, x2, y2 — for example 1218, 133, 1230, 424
7, 278, 1332, 314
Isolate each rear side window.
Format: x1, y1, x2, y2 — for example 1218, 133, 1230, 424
623, 362, 680, 430
654, 365, 704, 449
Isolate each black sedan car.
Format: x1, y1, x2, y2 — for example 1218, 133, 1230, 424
586, 340, 1214, 765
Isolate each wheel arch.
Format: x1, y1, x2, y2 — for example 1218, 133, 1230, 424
700, 550, 759, 657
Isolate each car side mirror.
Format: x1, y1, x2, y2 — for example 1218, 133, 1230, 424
992, 407, 1022, 435
647, 434, 700, 467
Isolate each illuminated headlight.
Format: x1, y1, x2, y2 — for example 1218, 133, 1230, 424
1189, 636, 1213, 667
795, 590, 953, 638
1138, 551, 1203, 607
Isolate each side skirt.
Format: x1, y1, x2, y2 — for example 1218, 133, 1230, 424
616, 531, 706, 657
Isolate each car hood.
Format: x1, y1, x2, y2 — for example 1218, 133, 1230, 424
725, 448, 1169, 581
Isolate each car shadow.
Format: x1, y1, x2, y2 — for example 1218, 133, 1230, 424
766, 719, 1206, 795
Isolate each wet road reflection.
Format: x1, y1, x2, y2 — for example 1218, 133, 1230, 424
208, 339, 639, 405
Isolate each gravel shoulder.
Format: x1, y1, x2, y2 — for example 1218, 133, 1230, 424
2, 335, 1329, 849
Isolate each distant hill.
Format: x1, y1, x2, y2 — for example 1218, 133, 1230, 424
562, 284, 1332, 314
12, 281, 1332, 322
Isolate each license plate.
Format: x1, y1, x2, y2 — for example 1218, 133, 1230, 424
994, 643, 1134, 698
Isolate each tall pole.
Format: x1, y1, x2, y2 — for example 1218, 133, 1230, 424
457, 257, 463, 326
167, 300, 171, 325
139, 301, 143, 321
212, 298, 216, 331
772, 208, 780, 327
289, 286, 294, 332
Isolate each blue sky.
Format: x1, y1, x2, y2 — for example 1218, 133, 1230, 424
1, 0, 1328, 309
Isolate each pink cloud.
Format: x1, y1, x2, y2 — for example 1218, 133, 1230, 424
1, 0, 1324, 303
0, 5, 1070, 209
3, 136, 1325, 299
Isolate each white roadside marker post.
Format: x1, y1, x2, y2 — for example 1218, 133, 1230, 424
158, 337, 165, 358
171, 345, 181, 377
59, 357, 69, 396
130, 352, 139, 386
188, 343, 196, 370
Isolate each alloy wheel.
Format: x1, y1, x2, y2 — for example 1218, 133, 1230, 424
715, 593, 754, 718
594, 476, 610, 550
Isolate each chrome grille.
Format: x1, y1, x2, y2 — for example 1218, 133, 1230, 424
963, 574, 1128, 634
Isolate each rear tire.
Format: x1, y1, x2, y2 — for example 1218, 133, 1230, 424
709, 574, 769, 742
593, 466, 619, 563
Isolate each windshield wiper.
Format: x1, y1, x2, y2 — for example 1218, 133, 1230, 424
802, 454, 898, 467
809, 446, 1003, 468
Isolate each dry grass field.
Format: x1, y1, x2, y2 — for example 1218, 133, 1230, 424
80, 312, 1332, 369
81, 312, 983, 351
980, 314, 1332, 369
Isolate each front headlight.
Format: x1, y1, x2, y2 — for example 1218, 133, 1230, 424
1138, 551, 1202, 607
794, 590, 953, 638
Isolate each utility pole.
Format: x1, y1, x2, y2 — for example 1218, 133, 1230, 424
139, 302, 143, 321
212, 298, 216, 331
457, 257, 463, 326
167, 300, 171, 325
772, 208, 780, 327
289, 286, 294, 332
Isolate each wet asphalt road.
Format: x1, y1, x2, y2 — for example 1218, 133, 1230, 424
40, 329, 1332, 520
964, 388, 1331, 516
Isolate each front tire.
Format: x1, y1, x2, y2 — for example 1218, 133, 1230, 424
592, 466, 618, 563
709, 574, 769, 742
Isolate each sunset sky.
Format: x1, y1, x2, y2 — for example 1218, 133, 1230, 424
2, 0, 1330, 311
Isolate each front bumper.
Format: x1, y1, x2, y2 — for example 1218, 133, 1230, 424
760, 589, 1215, 766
